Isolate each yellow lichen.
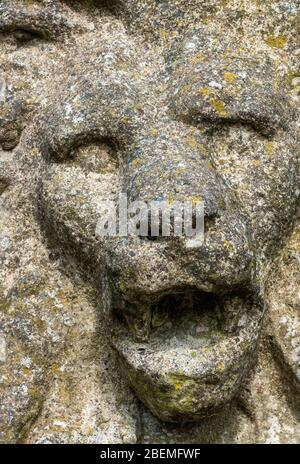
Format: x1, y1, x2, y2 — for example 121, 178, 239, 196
159, 29, 177, 41
198, 144, 209, 156
217, 361, 226, 373
265, 141, 278, 156
116, 61, 128, 71
210, 99, 228, 117
185, 138, 209, 156
223, 240, 234, 250
175, 168, 188, 175
168, 374, 196, 392
51, 363, 62, 375
14, 80, 29, 90
167, 194, 176, 205
198, 87, 211, 97
22, 367, 32, 377
180, 83, 192, 94
23, 0, 37, 6
189, 53, 206, 64
120, 116, 130, 125
223, 72, 238, 84
149, 128, 159, 137
188, 195, 203, 205
264, 35, 287, 49
131, 158, 141, 168
185, 136, 198, 149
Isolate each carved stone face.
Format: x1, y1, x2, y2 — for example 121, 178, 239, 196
1, 1, 299, 423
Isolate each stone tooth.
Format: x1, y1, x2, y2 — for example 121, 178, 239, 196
123, 303, 152, 342
222, 296, 245, 334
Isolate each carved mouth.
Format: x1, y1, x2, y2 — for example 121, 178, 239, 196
113, 286, 254, 345
111, 286, 262, 422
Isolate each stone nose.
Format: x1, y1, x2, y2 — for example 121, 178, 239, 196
125, 126, 230, 233
101, 124, 253, 303
119, 125, 253, 288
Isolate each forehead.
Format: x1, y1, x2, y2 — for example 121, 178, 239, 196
1, 1, 298, 58
1, 1, 298, 126
1, 0, 298, 36
118, 0, 299, 54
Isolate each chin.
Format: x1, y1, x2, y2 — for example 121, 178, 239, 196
110, 287, 263, 422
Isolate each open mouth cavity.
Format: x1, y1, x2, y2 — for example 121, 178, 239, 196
113, 286, 256, 350
110, 286, 262, 422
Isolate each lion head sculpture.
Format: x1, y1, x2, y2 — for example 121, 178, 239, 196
0, 0, 299, 437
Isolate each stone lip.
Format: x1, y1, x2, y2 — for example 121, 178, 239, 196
111, 287, 263, 422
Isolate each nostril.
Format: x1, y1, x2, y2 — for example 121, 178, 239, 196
140, 206, 210, 241
145, 236, 159, 242
204, 212, 220, 234
139, 208, 167, 242
0, 120, 23, 151
134, 197, 224, 241
203, 193, 227, 233
0, 179, 8, 196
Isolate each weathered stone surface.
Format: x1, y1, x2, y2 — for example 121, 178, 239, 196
0, 0, 299, 443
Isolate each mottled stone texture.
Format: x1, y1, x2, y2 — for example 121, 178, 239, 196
0, 0, 299, 443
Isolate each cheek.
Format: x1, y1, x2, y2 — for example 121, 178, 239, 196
209, 126, 298, 255
40, 139, 124, 235
40, 165, 122, 240
7, 43, 61, 74
3, 44, 67, 117
210, 127, 297, 216
0, 45, 65, 149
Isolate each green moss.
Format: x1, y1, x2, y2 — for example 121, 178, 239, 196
118, 267, 137, 293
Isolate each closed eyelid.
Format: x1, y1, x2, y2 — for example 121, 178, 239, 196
170, 82, 289, 136
0, 7, 70, 40
169, 49, 292, 136
187, 110, 283, 137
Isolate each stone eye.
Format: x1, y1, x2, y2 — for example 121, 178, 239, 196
13, 28, 43, 44
66, 141, 120, 175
